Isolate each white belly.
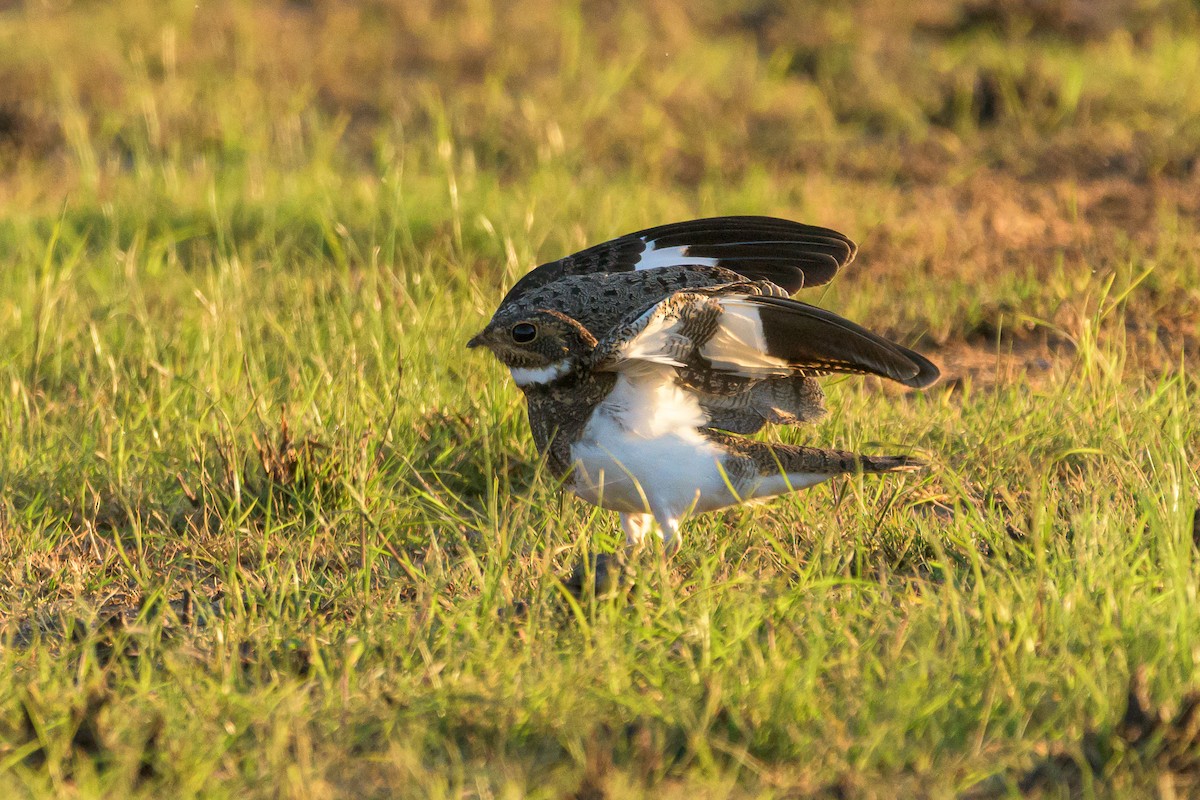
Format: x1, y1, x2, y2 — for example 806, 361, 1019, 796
568, 365, 739, 515
569, 424, 738, 514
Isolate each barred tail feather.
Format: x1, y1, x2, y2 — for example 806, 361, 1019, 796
746, 447, 925, 502
751, 441, 926, 477
706, 432, 927, 504
856, 453, 926, 473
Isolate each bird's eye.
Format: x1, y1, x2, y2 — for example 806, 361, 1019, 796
511, 322, 538, 343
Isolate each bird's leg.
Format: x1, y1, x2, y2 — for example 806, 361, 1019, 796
623, 504, 682, 556
620, 512, 654, 547
567, 505, 683, 600
648, 502, 682, 555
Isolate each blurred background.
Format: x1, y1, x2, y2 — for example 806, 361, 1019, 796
1, 0, 1198, 367
1, 6, 1199, 794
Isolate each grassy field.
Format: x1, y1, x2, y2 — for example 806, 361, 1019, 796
1, 0, 1199, 797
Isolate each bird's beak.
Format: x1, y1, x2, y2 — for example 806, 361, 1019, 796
466, 330, 486, 349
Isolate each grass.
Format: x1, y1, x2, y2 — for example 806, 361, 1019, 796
1, 0, 1199, 796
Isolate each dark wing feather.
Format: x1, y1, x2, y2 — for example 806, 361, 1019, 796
747, 296, 940, 388
499, 216, 856, 307
593, 292, 939, 390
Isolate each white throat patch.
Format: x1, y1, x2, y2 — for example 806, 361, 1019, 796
510, 360, 572, 387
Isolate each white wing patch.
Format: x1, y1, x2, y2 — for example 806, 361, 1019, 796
634, 239, 720, 271
510, 360, 572, 387
700, 298, 790, 375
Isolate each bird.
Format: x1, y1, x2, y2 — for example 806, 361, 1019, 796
467, 216, 939, 552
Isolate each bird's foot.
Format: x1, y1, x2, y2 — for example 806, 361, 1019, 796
562, 551, 634, 600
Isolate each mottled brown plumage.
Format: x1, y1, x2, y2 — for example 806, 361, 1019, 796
468, 216, 938, 551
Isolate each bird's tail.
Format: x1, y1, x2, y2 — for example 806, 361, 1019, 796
706, 431, 926, 503
760, 442, 924, 477
853, 452, 926, 474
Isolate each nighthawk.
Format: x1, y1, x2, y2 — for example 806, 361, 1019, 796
467, 216, 939, 551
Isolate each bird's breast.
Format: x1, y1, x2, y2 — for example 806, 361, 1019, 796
567, 366, 733, 514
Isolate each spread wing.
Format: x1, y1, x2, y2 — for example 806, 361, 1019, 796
499, 216, 856, 308
592, 291, 940, 389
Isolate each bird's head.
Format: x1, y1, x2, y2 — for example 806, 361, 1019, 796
466, 309, 598, 388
